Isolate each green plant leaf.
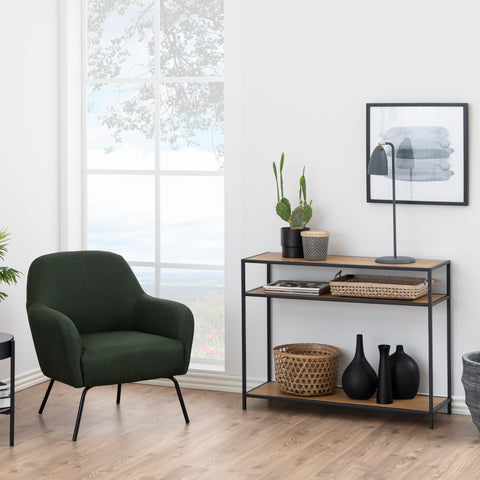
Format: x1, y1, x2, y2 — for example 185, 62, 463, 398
300, 167, 307, 205
280, 197, 291, 210
290, 206, 305, 229
276, 201, 290, 222
0, 228, 22, 302
279, 153, 285, 198
0, 267, 22, 285
273, 161, 280, 202
304, 203, 312, 225
0, 228, 11, 261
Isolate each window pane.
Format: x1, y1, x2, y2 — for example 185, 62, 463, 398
87, 175, 155, 262
87, 0, 154, 80
160, 268, 224, 361
160, 0, 223, 77
159, 176, 224, 265
88, 84, 155, 170
132, 266, 156, 296
159, 82, 224, 171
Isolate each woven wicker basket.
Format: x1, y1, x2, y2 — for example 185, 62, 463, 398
273, 343, 340, 396
330, 274, 429, 300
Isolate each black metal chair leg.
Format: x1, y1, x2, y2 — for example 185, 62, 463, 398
38, 379, 55, 414
116, 383, 121, 404
169, 376, 190, 424
72, 387, 92, 442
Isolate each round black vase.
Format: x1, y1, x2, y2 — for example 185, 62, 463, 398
342, 334, 378, 400
390, 345, 420, 399
377, 344, 393, 404
280, 227, 309, 258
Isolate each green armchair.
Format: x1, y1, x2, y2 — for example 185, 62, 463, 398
26, 250, 194, 441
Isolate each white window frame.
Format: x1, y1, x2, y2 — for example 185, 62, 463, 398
61, 0, 226, 372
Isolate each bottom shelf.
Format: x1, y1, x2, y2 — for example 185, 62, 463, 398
247, 382, 449, 414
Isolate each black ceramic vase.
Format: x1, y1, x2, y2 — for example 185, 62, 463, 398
342, 334, 378, 400
280, 227, 309, 258
390, 345, 420, 399
377, 344, 393, 404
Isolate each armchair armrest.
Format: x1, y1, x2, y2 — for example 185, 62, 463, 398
27, 303, 84, 387
134, 294, 194, 371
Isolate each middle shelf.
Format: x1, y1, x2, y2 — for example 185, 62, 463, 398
246, 287, 448, 307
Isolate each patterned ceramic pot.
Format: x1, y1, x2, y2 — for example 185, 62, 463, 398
462, 352, 480, 433
301, 230, 329, 261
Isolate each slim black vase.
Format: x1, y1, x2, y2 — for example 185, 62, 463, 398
390, 345, 420, 399
342, 334, 377, 400
377, 344, 393, 404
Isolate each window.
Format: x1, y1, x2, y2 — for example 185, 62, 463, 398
84, 0, 224, 369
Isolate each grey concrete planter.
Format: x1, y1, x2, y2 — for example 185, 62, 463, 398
462, 352, 480, 433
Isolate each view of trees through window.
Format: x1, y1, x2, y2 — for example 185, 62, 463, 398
85, 0, 225, 366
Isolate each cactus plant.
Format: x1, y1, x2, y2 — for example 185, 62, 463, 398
0, 229, 22, 302
273, 153, 312, 229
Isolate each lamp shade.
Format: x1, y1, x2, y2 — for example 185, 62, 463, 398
368, 145, 388, 175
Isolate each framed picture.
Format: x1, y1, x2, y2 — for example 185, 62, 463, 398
366, 103, 468, 205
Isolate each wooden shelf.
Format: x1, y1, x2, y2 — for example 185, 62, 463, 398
247, 382, 448, 414
245, 252, 449, 270
246, 287, 448, 306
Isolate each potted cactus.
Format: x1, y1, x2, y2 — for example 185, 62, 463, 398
273, 153, 313, 257
0, 229, 21, 302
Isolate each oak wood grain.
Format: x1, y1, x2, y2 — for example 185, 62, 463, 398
0, 381, 477, 480
245, 252, 448, 270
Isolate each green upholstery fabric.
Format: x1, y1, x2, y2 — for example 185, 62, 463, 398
26, 251, 194, 389
80, 331, 184, 386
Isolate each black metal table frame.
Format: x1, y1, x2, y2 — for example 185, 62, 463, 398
241, 253, 451, 429
0, 333, 14, 446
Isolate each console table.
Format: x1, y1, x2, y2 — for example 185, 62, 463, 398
0, 332, 14, 446
241, 253, 451, 429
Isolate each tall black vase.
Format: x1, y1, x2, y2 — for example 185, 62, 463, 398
377, 344, 393, 404
390, 345, 420, 399
342, 334, 378, 400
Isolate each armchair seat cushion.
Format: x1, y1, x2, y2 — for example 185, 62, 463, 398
80, 331, 184, 387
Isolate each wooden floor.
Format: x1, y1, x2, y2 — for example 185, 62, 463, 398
0, 382, 479, 480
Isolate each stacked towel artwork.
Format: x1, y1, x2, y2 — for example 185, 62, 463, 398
382, 126, 454, 182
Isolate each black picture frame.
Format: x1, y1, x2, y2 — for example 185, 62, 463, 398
366, 103, 468, 205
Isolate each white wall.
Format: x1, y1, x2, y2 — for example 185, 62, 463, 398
229, 0, 480, 403
1, 0, 478, 407
0, 1, 59, 379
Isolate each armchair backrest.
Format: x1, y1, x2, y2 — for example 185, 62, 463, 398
27, 251, 144, 333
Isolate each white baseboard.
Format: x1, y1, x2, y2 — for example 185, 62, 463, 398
2, 368, 48, 392
452, 396, 469, 415
3, 368, 471, 416
141, 370, 262, 393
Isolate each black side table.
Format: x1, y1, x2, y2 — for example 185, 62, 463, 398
0, 333, 14, 446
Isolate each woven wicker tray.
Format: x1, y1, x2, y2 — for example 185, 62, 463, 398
329, 273, 429, 300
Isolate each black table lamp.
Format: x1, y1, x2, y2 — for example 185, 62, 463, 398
368, 142, 415, 264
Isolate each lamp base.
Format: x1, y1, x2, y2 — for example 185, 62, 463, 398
375, 255, 416, 265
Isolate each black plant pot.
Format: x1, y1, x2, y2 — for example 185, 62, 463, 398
390, 345, 420, 399
280, 227, 309, 258
342, 334, 378, 400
